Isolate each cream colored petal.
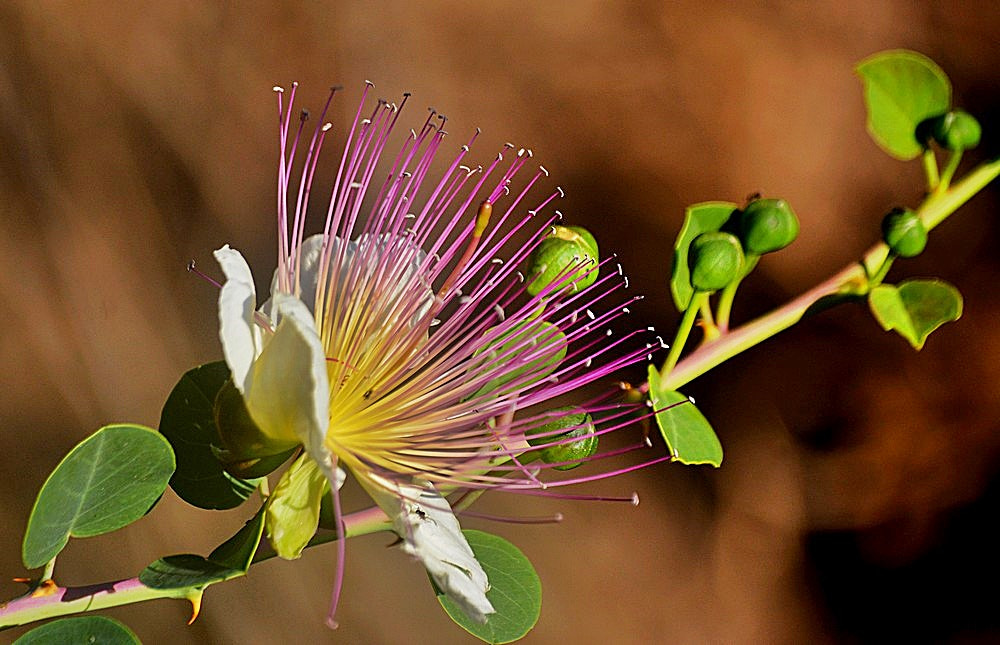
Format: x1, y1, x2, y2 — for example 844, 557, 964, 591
261, 234, 334, 320
214, 244, 259, 392
364, 476, 494, 623
244, 292, 333, 476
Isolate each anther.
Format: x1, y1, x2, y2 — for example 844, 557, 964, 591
540, 165, 549, 176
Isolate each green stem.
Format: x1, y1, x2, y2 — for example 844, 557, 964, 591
698, 297, 719, 341
0, 506, 392, 631
922, 148, 940, 191
868, 254, 895, 287
715, 255, 758, 332
659, 157, 1000, 391
661, 292, 707, 377
936, 150, 964, 195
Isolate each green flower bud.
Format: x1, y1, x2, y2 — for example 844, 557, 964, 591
881, 207, 928, 258
688, 231, 744, 292
738, 198, 800, 255
527, 408, 598, 471
929, 110, 982, 151
213, 379, 298, 479
526, 225, 599, 296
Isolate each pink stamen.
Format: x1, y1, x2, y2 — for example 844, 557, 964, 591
187, 260, 221, 289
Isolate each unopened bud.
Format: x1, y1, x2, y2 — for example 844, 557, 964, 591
526, 225, 599, 296
688, 232, 744, 292
527, 409, 598, 471
738, 198, 800, 255
882, 207, 928, 258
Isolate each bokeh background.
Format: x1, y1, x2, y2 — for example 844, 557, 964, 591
2, 2, 999, 643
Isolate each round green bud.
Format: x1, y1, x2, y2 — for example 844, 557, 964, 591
929, 110, 982, 151
881, 207, 928, 258
527, 408, 598, 471
213, 379, 298, 479
738, 198, 800, 255
526, 225, 599, 297
688, 231, 744, 292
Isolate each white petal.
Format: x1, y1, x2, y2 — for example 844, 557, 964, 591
214, 245, 259, 392
243, 293, 335, 480
365, 477, 494, 623
262, 234, 337, 320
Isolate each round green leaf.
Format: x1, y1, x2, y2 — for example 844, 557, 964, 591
13, 615, 141, 645
22, 424, 175, 569
670, 202, 739, 311
436, 530, 541, 644
159, 361, 261, 510
647, 365, 723, 467
868, 279, 963, 350
856, 49, 951, 160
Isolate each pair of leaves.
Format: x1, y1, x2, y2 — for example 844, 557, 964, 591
856, 50, 952, 159
139, 506, 265, 590
869, 279, 963, 349
22, 424, 175, 570
647, 366, 723, 467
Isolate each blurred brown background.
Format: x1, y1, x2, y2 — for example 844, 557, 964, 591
2, 2, 999, 643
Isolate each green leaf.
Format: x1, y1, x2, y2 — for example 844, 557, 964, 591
22, 424, 175, 569
868, 279, 963, 349
856, 49, 952, 160
159, 361, 261, 510
264, 453, 327, 560
139, 554, 240, 590
139, 508, 265, 590
13, 615, 141, 645
647, 365, 723, 466
670, 202, 739, 311
436, 530, 541, 644
208, 506, 266, 571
